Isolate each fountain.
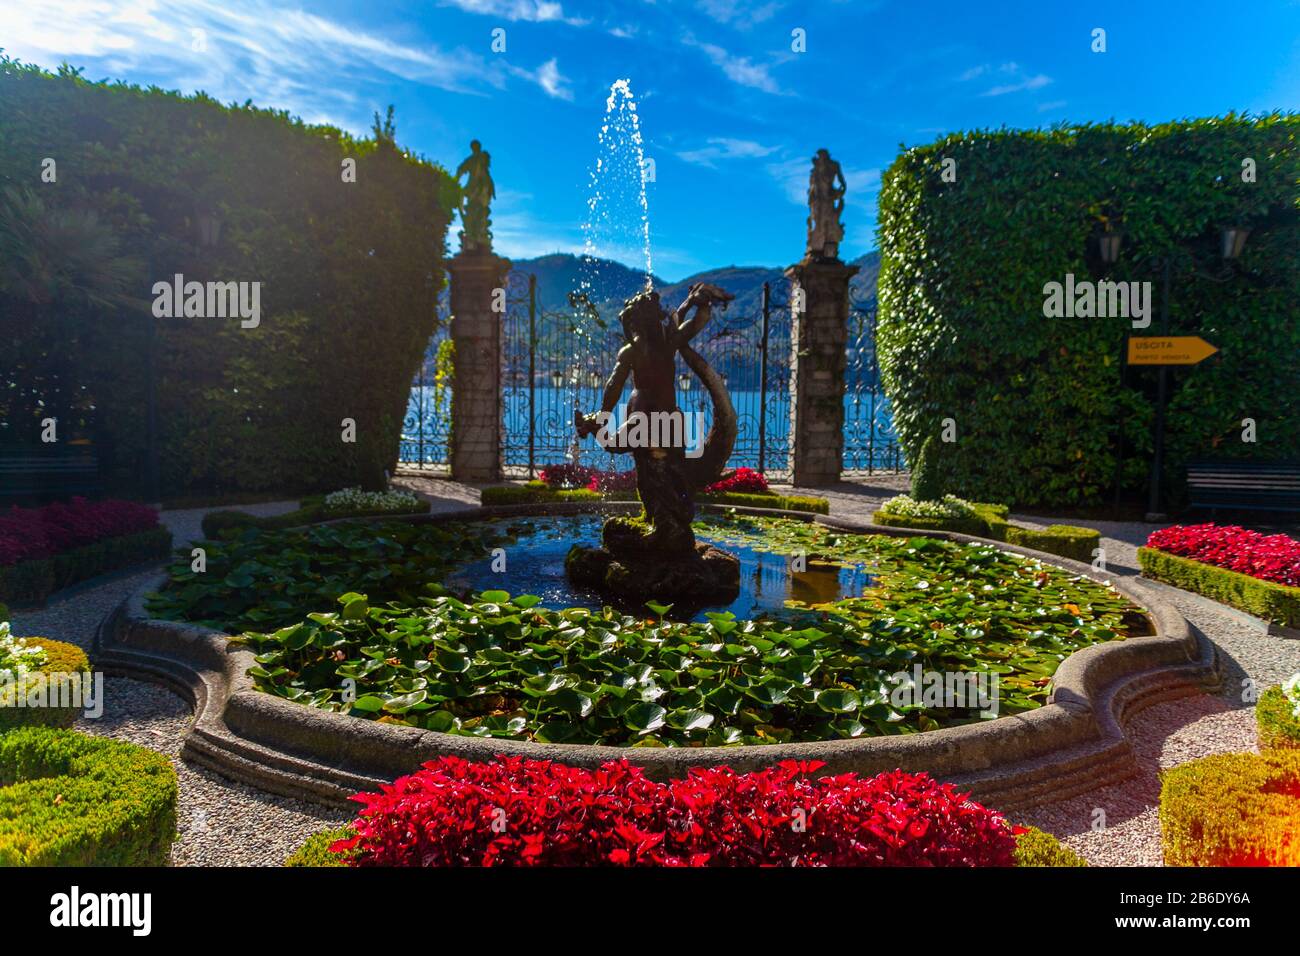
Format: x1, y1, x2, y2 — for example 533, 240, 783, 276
565, 282, 741, 605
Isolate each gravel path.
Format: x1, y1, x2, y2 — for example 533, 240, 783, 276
8, 481, 1298, 866
8, 502, 347, 867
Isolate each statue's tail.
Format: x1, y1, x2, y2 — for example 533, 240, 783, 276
680, 344, 737, 490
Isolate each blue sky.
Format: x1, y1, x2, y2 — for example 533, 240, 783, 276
3, 0, 1299, 280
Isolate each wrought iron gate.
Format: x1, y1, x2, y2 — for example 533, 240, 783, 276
500, 275, 797, 479
398, 318, 452, 471
844, 296, 905, 474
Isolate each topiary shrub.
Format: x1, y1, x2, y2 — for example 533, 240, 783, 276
1004, 525, 1101, 564
1159, 750, 1300, 866
909, 435, 943, 501
1256, 684, 1300, 751
1138, 546, 1300, 627
1013, 826, 1088, 867
0, 57, 457, 500
0, 633, 92, 731
286, 826, 355, 867
0, 726, 178, 866
878, 116, 1300, 509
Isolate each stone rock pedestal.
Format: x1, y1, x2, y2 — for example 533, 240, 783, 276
448, 251, 511, 482
786, 256, 858, 487
565, 515, 740, 611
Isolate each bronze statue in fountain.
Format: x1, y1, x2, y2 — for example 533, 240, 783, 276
566, 282, 741, 607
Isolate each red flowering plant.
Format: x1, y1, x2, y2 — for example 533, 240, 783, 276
0, 498, 160, 567
586, 470, 638, 493
1146, 524, 1300, 588
331, 757, 1020, 867
537, 464, 598, 489
703, 467, 770, 495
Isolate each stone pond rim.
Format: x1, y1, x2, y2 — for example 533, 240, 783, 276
93, 501, 1220, 813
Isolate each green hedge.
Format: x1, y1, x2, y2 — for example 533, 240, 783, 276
1013, 826, 1088, 867
286, 826, 355, 867
0, 637, 91, 732
1160, 750, 1300, 866
1256, 685, 1300, 750
0, 726, 177, 865
0, 527, 172, 604
874, 504, 1099, 563
878, 116, 1300, 508
199, 496, 430, 539
479, 483, 829, 514
0, 57, 457, 497
1138, 546, 1300, 627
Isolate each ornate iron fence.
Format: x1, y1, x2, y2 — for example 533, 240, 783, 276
844, 297, 905, 474
400, 273, 903, 479
398, 318, 452, 471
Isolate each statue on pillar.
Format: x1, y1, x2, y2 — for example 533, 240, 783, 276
806, 148, 846, 261
455, 140, 495, 254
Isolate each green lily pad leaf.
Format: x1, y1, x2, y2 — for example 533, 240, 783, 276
350, 695, 385, 713
815, 688, 861, 713
622, 701, 667, 734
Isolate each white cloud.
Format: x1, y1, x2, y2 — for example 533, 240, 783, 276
437, 0, 586, 25
0, 0, 592, 135
682, 34, 781, 93
677, 136, 777, 166
509, 56, 574, 99
983, 73, 1051, 96
1037, 99, 1067, 112
696, 0, 781, 28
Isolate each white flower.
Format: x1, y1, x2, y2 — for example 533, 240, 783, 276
322, 487, 421, 514
879, 494, 977, 520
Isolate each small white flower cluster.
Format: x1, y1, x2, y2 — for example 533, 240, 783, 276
322, 487, 421, 514
0, 621, 48, 688
1284, 673, 1300, 720
878, 494, 976, 519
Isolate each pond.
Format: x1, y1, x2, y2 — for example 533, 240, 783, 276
444, 514, 873, 621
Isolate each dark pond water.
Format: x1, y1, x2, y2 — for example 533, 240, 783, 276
446, 515, 874, 622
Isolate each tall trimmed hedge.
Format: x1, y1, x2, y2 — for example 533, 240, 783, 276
0, 58, 457, 497
877, 116, 1300, 508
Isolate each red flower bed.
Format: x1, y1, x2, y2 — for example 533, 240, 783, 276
586, 470, 637, 493
0, 498, 160, 567
331, 757, 1020, 867
1146, 523, 1300, 588
537, 463, 598, 489
703, 467, 770, 495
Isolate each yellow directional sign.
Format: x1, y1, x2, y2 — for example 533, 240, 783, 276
1126, 335, 1219, 366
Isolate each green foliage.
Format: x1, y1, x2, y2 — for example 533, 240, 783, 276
1256, 684, 1300, 751
877, 115, 1300, 508
479, 483, 829, 513
0, 57, 456, 496
147, 518, 510, 633
0, 637, 91, 731
1138, 546, 1300, 626
1160, 750, 1300, 866
199, 495, 428, 538
909, 435, 943, 501
233, 515, 1145, 745
1003, 525, 1100, 564
285, 826, 355, 867
1014, 826, 1088, 867
874, 504, 1099, 563
0, 726, 178, 866
0, 527, 172, 604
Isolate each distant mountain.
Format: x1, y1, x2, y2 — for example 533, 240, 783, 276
507, 250, 879, 320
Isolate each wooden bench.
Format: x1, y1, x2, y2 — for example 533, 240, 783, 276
1185, 459, 1300, 515
0, 446, 102, 504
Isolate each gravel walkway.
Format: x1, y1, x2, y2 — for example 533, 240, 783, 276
8, 502, 347, 867
7, 482, 1298, 866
